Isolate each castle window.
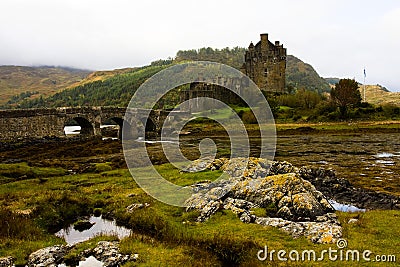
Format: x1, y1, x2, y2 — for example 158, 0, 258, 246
264, 68, 268, 76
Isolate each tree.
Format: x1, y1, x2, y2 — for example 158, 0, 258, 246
330, 79, 361, 118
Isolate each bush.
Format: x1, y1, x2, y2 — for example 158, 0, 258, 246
94, 163, 113, 173
314, 101, 336, 116
382, 104, 400, 118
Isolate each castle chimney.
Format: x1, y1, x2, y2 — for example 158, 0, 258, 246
275, 41, 280, 46
260, 33, 268, 43
260, 33, 269, 52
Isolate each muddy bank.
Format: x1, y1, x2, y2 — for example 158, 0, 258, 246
0, 137, 126, 173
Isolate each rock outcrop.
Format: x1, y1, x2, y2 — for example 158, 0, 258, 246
297, 165, 400, 210
185, 157, 342, 243
27, 241, 135, 267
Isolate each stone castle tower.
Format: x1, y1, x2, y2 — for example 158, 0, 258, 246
241, 33, 286, 93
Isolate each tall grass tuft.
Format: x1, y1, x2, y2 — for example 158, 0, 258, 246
33, 191, 93, 232
0, 208, 43, 240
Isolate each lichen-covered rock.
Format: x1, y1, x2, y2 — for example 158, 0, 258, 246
254, 213, 342, 244
28, 245, 69, 267
27, 241, 135, 267
229, 172, 335, 221
182, 156, 223, 172
197, 200, 223, 222
78, 241, 135, 267
91, 241, 132, 267
0, 257, 14, 267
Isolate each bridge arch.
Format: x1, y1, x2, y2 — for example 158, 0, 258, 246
139, 117, 157, 138
141, 117, 156, 132
64, 117, 94, 137
102, 117, 124, 139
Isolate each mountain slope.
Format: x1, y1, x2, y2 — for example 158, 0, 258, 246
0, 66, 91, 105
286, 55, 330, 93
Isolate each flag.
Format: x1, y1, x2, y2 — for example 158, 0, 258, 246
364, 68, 366, 78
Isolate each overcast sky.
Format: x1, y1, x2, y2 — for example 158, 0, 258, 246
1, 0, 399, 91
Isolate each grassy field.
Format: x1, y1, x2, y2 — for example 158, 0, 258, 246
358, 85, 400, 106
0, 162, 398, 266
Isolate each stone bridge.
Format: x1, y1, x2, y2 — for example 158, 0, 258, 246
0, 107, 189, 141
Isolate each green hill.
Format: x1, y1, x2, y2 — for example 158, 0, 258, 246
0, 66, 91, 106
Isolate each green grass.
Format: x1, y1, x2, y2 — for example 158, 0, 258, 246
0, 162, 399, 266
0, 162, 67, 184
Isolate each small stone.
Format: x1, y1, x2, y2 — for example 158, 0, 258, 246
132, 253, 139, 261
348, 218, 359, 224
126, 203, 150, 213
239, 212, 255, 223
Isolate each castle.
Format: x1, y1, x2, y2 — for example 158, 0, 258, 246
241, 33, 286, 93
180, 34, 286, 111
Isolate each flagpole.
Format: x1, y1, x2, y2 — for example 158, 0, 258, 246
363, 68, 366, 102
